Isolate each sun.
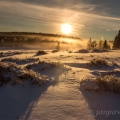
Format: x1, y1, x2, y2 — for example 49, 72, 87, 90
61, 23, 72, 35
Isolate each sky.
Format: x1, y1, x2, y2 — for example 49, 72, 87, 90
0, 0, 120, 40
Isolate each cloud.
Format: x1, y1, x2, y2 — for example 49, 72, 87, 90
107, 28, 119, 32
70, 3, 101, 12
0, 1, 86, 32
0, 0, 120, 40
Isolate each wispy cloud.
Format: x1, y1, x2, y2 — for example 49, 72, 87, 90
0, 1, 120, 40
70, 3, 100, 12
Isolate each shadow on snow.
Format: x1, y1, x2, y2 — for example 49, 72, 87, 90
0, 67, 67, 119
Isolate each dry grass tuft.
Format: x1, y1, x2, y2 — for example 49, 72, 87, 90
26, 60, 69, 71
86, 58, 118, 67
80, 73, 120, 94
0, 51, 23, 57
96, 75, 120, 93
1, 57, 39, 63
88, 58, 108, 66
0, 61, 49, 87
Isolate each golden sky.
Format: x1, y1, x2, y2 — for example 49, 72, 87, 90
0, 0, 120, 40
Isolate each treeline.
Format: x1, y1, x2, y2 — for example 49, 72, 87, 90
0, 36, 57, 47
0, 37, 30, 47
0, 32, 81, 40
87, 38, 111, 51
87, 30, 120, 51
0, 32, 81, 48
0, 34, 80, 47
0, 30, 120, 49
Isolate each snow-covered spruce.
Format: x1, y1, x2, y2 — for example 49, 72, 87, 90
0, 61, 49, 86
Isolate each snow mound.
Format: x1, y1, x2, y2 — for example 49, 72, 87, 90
26, 60, 70, 71
80, 72, 120, 94
36, 50, 48, 55
52, 49, 58, 53
0, 61, 49, 87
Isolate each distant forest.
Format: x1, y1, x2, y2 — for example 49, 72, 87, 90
0, 32, 81, 48
0, 32, 80, 39
0, 30, 120, 50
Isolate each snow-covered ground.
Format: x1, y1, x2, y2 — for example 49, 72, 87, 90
0, 49, 120, 120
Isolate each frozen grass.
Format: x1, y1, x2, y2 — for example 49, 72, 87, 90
95, 75, 120, 93
80, 72, 120, 94
1, 57, 39, 63
0, 61, 49, 87
74, 49, 105, 53
87, 58, 108, 66
17, 69, 49, 86
26, 60, 69, 71
86, 58, 118, 67
0, 51, 23, 57
74, 49, 88, 53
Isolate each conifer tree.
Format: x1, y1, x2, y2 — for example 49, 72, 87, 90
113, 30, 120, 49
56, 42, 60, 51
87, 38, 92, 50
103, 39, 109, 49
98, 40, 103, 50
92, 40, 97, 50
1, 39, 4, 47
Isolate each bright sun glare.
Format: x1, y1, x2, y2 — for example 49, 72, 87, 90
61, 23, 72, 35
